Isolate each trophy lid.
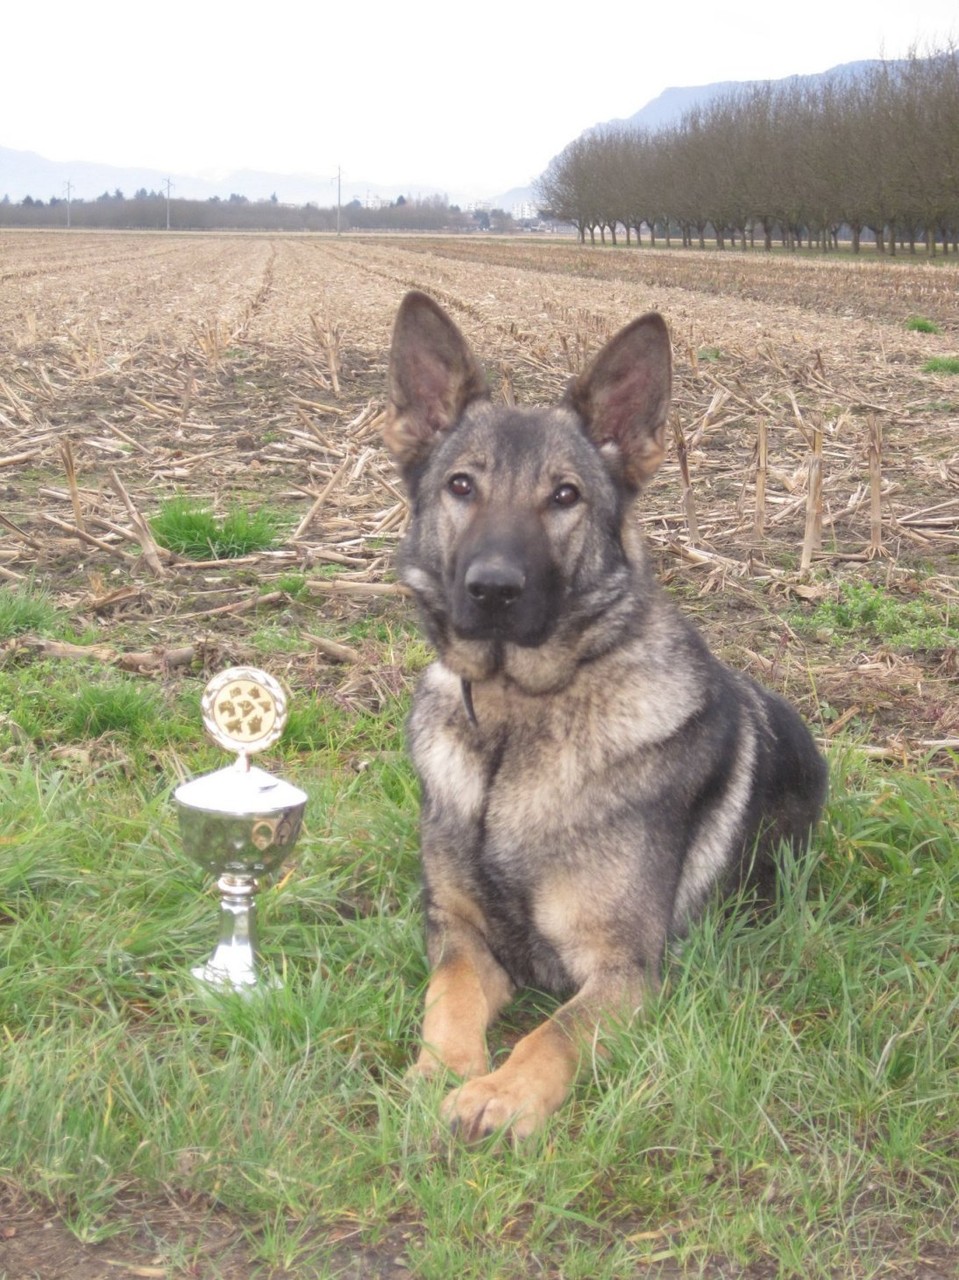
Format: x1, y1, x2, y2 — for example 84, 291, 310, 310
175, 667, 307, 817
174, 763, 307, 817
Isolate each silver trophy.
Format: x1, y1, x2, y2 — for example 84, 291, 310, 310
175, 667, 307, 992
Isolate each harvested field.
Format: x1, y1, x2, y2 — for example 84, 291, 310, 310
2, 230, 957, 749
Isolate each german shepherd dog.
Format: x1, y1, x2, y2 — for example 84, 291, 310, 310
384, 291, 827, 1140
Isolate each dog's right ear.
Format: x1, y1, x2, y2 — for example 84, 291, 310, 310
567, 312, 672, 490
384, 291, 488, 473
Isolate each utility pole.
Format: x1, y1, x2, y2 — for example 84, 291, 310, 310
163, 177, 174, 230
64, 180, 72, 228
336, 165, 341, 236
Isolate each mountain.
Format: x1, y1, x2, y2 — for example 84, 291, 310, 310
0, 146, 480, 208
609, 59, 897, 133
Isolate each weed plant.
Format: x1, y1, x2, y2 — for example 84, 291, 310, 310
794, 579, 953, 653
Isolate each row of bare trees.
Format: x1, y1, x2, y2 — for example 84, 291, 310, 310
0, 193, 509, 233
535, 49, 959, 253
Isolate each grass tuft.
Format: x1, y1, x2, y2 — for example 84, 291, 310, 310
0, 582, 68, 639
905, 315, 941, 334
62, 678, 163, 740
793, 579, 952, 652
150, 495, 280, 559
922, 355, 959, 375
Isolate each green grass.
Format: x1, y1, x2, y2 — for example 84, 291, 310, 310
922, 356, 959, 375
905, 315, 942, 334
2, 678, 958, 1277
150, 495, 281, 559
274, 571, 309, 599
0, 661, 195, 756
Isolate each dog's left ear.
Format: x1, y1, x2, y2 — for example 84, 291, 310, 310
566, 312, 672, 489
384, 291, 488, 474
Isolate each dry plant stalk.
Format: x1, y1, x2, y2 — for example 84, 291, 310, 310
59, 438, 85, 532
293, 456, 351, 540
799, 424, 824, 576
671, 412, 700, 547
180, 370, 196, 423
0, 377, 33, 422
0, 511, 43, 551
498, 363, 516, 406
195, 320, 224, 368
311, 313, 342, 396
868, 413, 884, 558
558, 331, 591, 374
303, 633, 361, 664
21, 635, 199, 673
178, 590, 285, 622
41, 512, 137, 565
108, 468, 168, 577
0, 449, 41, 467
754, 418, 768, 537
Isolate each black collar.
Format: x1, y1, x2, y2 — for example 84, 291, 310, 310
461, 679, 478, 727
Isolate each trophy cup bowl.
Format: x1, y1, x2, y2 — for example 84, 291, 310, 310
175, 668, 307, 992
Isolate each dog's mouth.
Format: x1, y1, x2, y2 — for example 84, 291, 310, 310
451, 612, 555, 648
436, 623, 586, 697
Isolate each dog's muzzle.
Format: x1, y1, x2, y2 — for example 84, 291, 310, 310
452, 549, 558, 647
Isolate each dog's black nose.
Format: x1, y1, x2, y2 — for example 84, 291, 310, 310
464, 560, 525, 609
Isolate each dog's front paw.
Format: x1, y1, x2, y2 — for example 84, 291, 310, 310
405, 1043, 486, 1087
440, 1069, 556, 1141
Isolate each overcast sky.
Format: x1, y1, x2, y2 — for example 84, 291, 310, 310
3, 1, 952, 200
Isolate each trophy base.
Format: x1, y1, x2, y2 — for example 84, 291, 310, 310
190, 957, 281, 994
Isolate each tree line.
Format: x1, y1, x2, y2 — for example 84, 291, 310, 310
535, 48, 959, 253
0, 190, 516, 233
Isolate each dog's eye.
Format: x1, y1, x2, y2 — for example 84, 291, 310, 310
447, 473, 473, 498
552, 483, 580, 508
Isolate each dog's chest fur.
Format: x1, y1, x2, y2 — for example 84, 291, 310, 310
411, 654, 697, 842
406, 643, 728, 991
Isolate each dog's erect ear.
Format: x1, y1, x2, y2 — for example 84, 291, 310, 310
384, 291, 488, 472
566, 312, 672, 489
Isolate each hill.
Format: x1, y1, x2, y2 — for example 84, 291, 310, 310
603, 59, 898, 134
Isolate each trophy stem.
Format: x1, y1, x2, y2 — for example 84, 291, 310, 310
191, 873, 268, 992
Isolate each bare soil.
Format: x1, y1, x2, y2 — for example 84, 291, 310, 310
4, 1187, 959, 1280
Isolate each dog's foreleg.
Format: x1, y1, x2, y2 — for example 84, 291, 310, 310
409, 917, 514, 1083
441, 968, 651, 1141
